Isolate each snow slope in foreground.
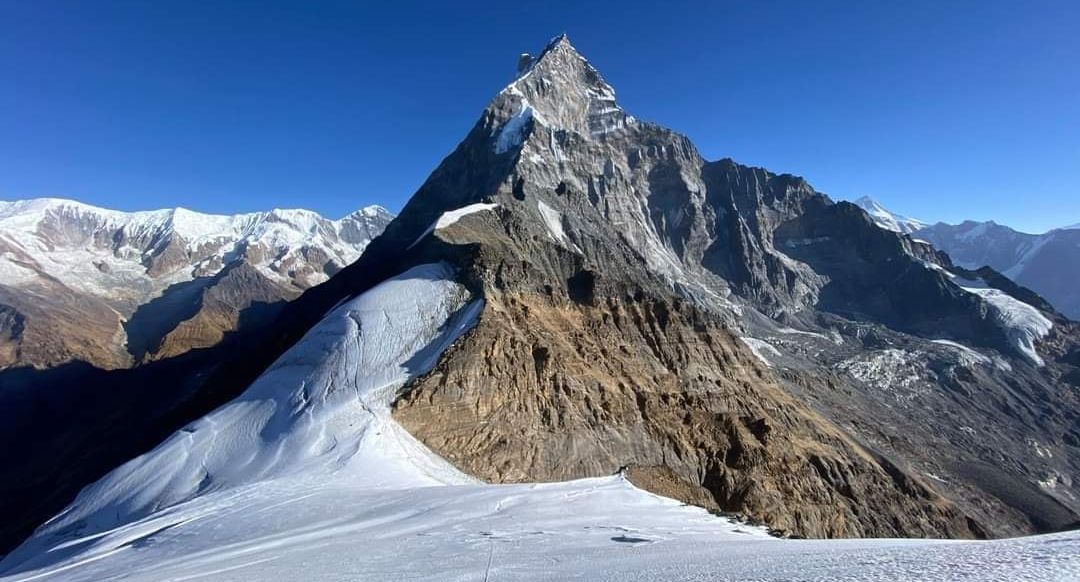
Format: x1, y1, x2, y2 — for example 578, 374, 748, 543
2, 263, 1078, 582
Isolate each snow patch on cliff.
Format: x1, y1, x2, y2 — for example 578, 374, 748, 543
740, 337, 781, 367
409, 203, 499, 249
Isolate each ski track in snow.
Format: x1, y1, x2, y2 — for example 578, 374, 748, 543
2, 263, 1078, 581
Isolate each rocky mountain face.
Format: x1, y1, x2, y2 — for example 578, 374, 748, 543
0, 199, 393, 369
380, 36, 1080, 538
2, 36, 1078, 554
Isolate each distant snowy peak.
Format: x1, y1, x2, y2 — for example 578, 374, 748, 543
916, 218, 1080, 320
853, 196, 928, 234
0, 197, 394, 309
0, 198, 391, 248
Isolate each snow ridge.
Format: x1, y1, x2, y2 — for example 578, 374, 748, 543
0, 198, 393, 307
0, 198, 390, 247
2, 263, 482, 570
0, 263, 775, 582
853, 196, 928, 234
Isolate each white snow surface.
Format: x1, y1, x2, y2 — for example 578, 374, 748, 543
931, 339, 991, 366
3, 263, 1078, 581
740, 337, 781, 367
853, 196, 928, 234
536, 199, 566, 243
408, 203, 498, 249
493, 100, 537, 154
837, 348, 924, 395
536, 199, 581, 253
931, 339, 1012, 371
954, 276, 1053, 365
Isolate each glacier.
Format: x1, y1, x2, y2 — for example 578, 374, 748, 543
955, 275, 1053, 365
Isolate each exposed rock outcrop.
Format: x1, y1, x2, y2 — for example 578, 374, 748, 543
395, 290, 980, 538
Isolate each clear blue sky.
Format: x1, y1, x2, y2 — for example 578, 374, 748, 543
2, 1, 1078, 232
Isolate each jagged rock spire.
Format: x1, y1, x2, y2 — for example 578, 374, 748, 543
488, 35, 631, 149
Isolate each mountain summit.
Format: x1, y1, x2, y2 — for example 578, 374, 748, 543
493, 34, 631, 140
852, 196, 928, 234
3, 37, 1080, 579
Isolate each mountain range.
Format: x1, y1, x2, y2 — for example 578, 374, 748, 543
854, 196, 1080, 320
1, 36, 1078, 580
0, 198, 393, 369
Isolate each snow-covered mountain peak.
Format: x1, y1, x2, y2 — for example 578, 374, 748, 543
0, 197, 395, 367
353, 204, 391, 219
852, 195, 882, 211
1, 198, 389, 237
0, 197, 169, 233
916, 216, 1080, 319
853, 196, 928, 234
0, 197, 389, 255
4, 35, 1080, 581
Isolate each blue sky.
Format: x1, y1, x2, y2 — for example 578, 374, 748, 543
2, 1, 1077, 232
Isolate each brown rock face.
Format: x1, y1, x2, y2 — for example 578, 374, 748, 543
0, 284, 130, 370
395, 290, 979, 539
149, 263, 296, 361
